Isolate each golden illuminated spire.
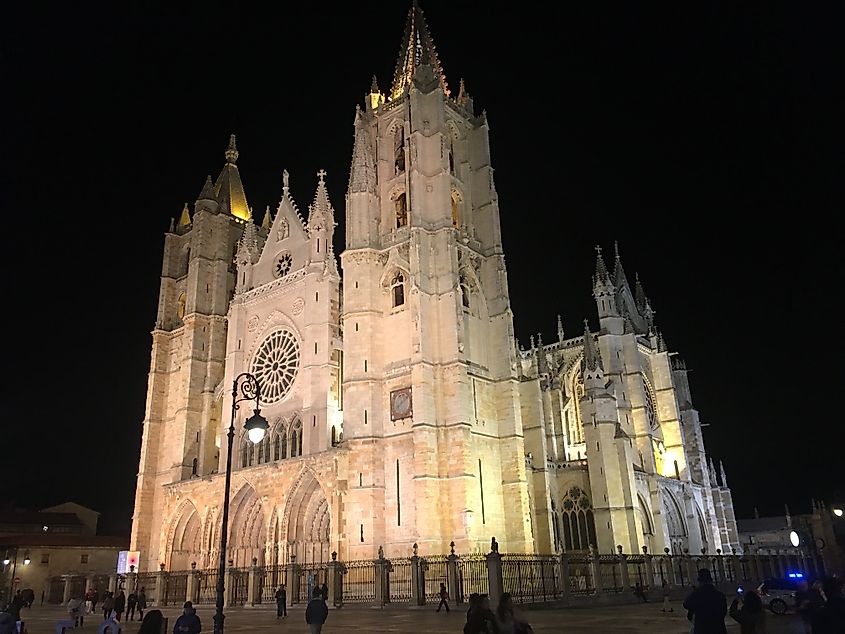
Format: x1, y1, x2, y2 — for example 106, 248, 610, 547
214, 133, 250, 221
178, 202, 191, 226
390, 1, 449, 101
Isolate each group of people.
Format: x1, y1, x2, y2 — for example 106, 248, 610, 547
682, 567, 845, 634
462, 592, 534, 634
67, 586, 147, 624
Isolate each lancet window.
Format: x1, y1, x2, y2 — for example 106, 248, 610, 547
559, 487, 597, 551
392, 272, 406, 308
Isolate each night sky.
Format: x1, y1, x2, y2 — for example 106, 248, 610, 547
4, 1, 843, 537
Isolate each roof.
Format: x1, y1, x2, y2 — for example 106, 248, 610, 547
0, 511, 82, 526
214, 134, 250, 221
736, 516, 788, 533
390, 2, 449, 100
0, 534, 127, 548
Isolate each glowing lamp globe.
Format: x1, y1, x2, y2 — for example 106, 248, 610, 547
23, 555, 31, 565
834, 508, 844, 517
245, 409, 269, 444
2, 558, 9, 565
789, 531, 800, 547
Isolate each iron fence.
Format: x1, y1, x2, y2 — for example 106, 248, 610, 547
421, 555, 449, 603
597, 556, 624, 592
457, 553, 489, 601
566, 555, 593, 594
229, 568, 249, 606
502, 554, 561, 604
342, 560, 376, 603
162, 572, 188, 606
259, 565, 287, 604
298, 563, 329, 603
195, 569, 218, 605
387, 558, 413, 603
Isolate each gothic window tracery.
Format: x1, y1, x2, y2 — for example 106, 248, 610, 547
560, 487, 597, 551
249, 329, 300, 404
642, 375, 659, 430
394, 126, 405, 174
459, 275, 470, 309
391, 272, 406, 308
290, 417, 303, 458
395, 192, 408, 228
274, 252, 293, 278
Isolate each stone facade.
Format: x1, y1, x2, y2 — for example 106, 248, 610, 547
130, 4, 738, 573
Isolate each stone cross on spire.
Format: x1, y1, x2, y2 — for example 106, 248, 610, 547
317, 169, 327, 182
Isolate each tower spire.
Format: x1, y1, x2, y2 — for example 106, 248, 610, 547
214, 133, 250, 221
178, 202, 191, 227
582, 320, 603, 372
557, 314, 565, 342
225, 134, 239, 165
613, 241, 631, 289
390, 1, 449, 100
594, 245, 610, 283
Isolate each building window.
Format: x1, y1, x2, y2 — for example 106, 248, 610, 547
191, 458, 198, 475
560, 487, 597, 552
451, 191, 460, 227
41, 553, 50, 565
290, 418, 303, 458
394, 126, 405, 174
391, 273, 405, 308
459, 275, 470, 309
395, 192, 408, 228
80, 554, 89, 564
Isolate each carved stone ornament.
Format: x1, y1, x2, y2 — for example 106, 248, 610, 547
291, 297, 305, 316
247, 316, 260, 333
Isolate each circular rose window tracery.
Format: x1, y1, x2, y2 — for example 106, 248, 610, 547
274, 253, 292, 278
250, 329, 300, 404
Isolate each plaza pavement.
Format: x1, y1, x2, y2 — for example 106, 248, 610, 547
16, 601, 806, 634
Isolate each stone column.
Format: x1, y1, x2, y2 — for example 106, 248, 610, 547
287, 554, 300, 605
446, 543, 459, 605
62, 576, 73, 604
109, 574, 118, 595
247, 558, 260, 607
559, 552, 570, 602
327, 552, 342, 608
154, 565, 166, 606
485, 540, 504, 608
86, 574, 96, 593
185, 563, 198, 603
643, 548, 655, 588
617, 547, 630, 591
374, 552, 388, 607
412, 544, 425, 606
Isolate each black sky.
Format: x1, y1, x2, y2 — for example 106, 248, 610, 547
4, 1, 843, 537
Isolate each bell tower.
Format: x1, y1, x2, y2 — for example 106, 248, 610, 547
341, 2, 533, 557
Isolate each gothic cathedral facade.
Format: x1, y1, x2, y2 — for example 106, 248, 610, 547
130, 4, 738, 572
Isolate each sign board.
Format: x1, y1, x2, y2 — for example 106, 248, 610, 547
116, 550, 141, 574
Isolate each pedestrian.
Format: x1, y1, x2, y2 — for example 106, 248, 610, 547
495, 592, 533, 634
114, 589, 126, 621
137, 586, 147, 620
67, 596, 84, 627
90, 588, 99, 615
683, 569, 727, 634
126, 588, 138, 620
436, 582, 450, 613
84, 588, 94, 615
320, 581, 329, 602
173, 600, 202, 634
634, 581, 649, 602
463, 593, 499, 634
795, 579, 823, 634
275, 584, 287, 619
661, 580, 674, 612
102, 591, 114, 621
811, 577, 845, 634
305, 586, 329, 634
138, 609, 165, 634
729, 589, 766, 634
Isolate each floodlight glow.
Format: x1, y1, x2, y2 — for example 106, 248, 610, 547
834, 508, 844, 517
789, 530, 800, 547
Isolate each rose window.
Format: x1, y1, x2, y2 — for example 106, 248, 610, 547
274, 253, 293, 278
249, 329, 300, 404
643, 376, 659, 430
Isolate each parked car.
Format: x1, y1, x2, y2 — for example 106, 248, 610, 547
755, 576, 805, 615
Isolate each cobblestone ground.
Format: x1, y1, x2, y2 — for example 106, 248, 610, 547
16, 601, 805, 634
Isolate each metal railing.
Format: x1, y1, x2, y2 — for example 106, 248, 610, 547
387, 558, 413, 603
502, 554, 562, 603
342, 560, 376, 603
195, 569, 218, 605
259, 565, 287, 604
457, 553, 489, 601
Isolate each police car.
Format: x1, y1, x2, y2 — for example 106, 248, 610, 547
754, 573, 806, 615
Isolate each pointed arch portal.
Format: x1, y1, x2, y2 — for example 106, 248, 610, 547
282, 470, 331, 565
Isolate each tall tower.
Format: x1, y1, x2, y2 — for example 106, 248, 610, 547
340, 3, 533, 557
131, 136, 250, 570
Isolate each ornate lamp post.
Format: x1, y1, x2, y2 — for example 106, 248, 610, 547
213, 373, 269, 634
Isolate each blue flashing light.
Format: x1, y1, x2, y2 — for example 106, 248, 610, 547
787, 572, 804, 578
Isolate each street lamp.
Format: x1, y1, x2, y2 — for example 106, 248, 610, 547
22, 553, 30, 566
213, 373, 269, 634
834, 508, 844, 518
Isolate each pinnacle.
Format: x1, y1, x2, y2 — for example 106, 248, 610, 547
225, 134, 239, 164
390, 1, 449, 100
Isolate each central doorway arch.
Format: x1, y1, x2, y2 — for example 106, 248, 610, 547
282, 469, 331, 565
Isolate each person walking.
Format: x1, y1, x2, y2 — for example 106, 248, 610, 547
113, 589, 126, 622
126, 589, 138, 621
137, 586, 147, 620
102, 591, 115, 621
463, 593, 499, 634
729, 590, 766, 634
90, 588, 99, 616
137, 609, 165, 634
436, 582, 450, 613
84, 588, 94, 616
320, 581, 329, 602
795, 579, 823, 634
173, 600, 202, 634
67, 596, 84, 627
495, 592, 533, 634
275, 584, 287, 619
661, 580, 674, 612
305, 586, 329, 634
682, 568, 727, 634
811, 577, 845, 634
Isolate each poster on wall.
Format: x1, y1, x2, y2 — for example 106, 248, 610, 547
116, 550, 141, 574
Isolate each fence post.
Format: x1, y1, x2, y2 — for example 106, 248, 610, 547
154, 564, 165, 606
223, 560, 234, 609
684, 551, 697, 586
446, 542, 460, 605
617, 546, 630, 592
412, 543, 425, 606
589, 545, 602, 593
642, 547, 654, 589
374, 547, 388, 607
186, 563, 197, 604
559, 552, 570, 603
485, 537, 504, 609
287, 554, 300, 605
247, 558, 259, 607
327, 551, 342, 608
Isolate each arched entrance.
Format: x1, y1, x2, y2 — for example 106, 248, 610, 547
167, 500, 203, 570
282, 470, 331, 564
228, 485, 266, 567
662, 491, 689, 554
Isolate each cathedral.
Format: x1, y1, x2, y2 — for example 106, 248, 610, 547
130, 3, 738, 573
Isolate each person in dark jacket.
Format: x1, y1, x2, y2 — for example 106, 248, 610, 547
102, 592, 114, 621
173, 600, 202, 634
305, 586, 329, 634
320, 582, 329, 602
463, 593, 500, 634
275, 584, 287, 619
137, 587, 148, 620
682, 569, 727, 634
126, 589, 138, 620
138, 609, 165, 634
113, 590, 126, 621
795, 579, 824, 633
729, 590, 766, 634
811, 577, 845, 634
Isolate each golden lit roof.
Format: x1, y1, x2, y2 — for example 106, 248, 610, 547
214, 134, 251, 221
390, 1, 449, 101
